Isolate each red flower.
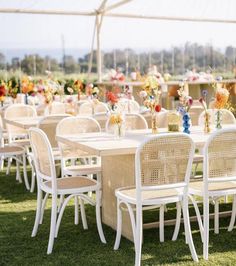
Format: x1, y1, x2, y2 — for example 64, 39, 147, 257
0, 85, 6, 97
106, 91, 118, 104
199, 97, 204, 104
155, 104, 161, 112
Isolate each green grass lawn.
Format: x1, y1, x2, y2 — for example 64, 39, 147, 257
1, 167, 236, 266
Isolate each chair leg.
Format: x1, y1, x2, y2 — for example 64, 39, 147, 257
47, 194, 57, 255
228, 194, 236, 231
203, 196, 209, 260
22, 153, 30, 190
182, 196, 198, 262
214, 199, 219, 234
189, 195, 204, 243
0, 156, 4, 170
135, 204, 143, 266
95, 189, 106, 244
172, 201, 182, 241
40, 193, 49, 224
32, 188, 43, 237
74, 196, 79, 225
114, 199, 123, 250
55, 195, 74, 238
159, 205, 164, 242
16, 156, 22, 183
80, 198, 88, 230
6, 157, 12, 175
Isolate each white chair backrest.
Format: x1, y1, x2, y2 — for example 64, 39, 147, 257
45, 102, 66, 115
105, 113, 148, 133
117, 99, 140, 114
79, 101, 109, 115
156, 111, 169, 128
5, 104, 37, 138
203, 128, 236, 185
198, 109, 236, 126
92, 112, 110, 131
38, 114, 71, 149
29, 127, 57, 189
56, 116, 101, 158
189, 106, 204, 126
135, 133, 195, 193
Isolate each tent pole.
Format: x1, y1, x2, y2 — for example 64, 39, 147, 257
96, 13, 103, 82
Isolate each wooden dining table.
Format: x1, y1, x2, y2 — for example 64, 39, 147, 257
56, 125, 236, 241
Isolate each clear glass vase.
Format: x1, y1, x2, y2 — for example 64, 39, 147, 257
215, 109, 222, 129
151, 113, 158, 134
204, 111, 211, 133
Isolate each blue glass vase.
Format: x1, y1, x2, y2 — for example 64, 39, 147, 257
183, 112, 191, 134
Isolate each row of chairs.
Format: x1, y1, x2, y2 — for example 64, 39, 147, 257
28, 124, 236, 265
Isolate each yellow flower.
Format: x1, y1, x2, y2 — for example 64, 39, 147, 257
110, 114, 123, 125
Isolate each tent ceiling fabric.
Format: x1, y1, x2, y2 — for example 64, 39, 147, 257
1, 0, 236, 23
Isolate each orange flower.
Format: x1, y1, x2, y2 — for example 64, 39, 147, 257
110, 114, 123, 125
214, 88, 229, 109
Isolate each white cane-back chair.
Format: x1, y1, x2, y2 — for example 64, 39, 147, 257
45, 102, 66, 115
198, 109, 236, 126
56, 116, 101, 178
189, 106, 204, 126
193, 109, 235, 177
105, 113, 148, 134
28, 114, 71, 192
117, 99, 140, 114
114, 134, 198, 265
189, 128, 236, 260
0, 125, 29, 189
5, 104, 37, 144
79, 101, 109, 115
29, 127, 106, 254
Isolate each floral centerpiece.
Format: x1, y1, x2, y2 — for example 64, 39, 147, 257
213, 85, 229, 129
0, 82, 7, 106
106, 91, 118, 111
21, 76, 36, 104
177, 82, 193, 134
139, 75, 162, 133
199, 90, 211, 133
7, 80, 19, 99
109, 112, 124, 138
73, 79, 85, 100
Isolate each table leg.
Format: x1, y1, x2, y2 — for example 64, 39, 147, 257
101, 154, 135, 242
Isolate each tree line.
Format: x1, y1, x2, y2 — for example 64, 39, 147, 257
0, 42, 236, 76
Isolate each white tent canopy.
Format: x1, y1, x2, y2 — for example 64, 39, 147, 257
1, 0, 236, 81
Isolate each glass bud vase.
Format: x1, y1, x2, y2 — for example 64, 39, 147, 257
24, 93, 29, 105
204, 111, 211, 133
151, 113, 158, 134
215, 109, 222, 129
182, 112, 191, 134
114, 123, 124, 138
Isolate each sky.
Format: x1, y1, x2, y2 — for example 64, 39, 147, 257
0, 0, 236, 54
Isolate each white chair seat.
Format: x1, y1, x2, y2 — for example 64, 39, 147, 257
116, 186, 182, 205
189, 181, 236, 196
0, 145, 25, 156
11, 139, 31, 147
193, 154, 204, 163
64, 164, 101, 175
43, 176, 98, 194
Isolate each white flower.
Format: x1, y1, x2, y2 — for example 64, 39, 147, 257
67, 87, 74, 94
139, 90, 147, 98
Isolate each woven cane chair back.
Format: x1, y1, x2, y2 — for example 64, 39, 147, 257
29, 128, 56, 184
56, 116, 101, 158
137, 134, 194, 187
38, 114, 71, 149
198, 109, 236, 126
117, 100, 140, 114
48, 102, 66, 115
125, 113, 148, 131
206, 129, 236, 180
5, 104, 37, 137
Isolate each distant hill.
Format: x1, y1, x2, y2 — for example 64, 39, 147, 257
1, 48, 89, 63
